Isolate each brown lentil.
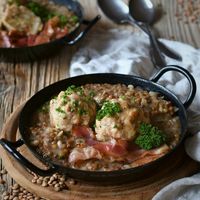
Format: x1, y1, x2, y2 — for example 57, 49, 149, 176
41, 182, 48, 187
30, 173, 68, 192
1, 177, 47, 200
54, 186, 60, 192
12, 184, 20, 190
36, 179, 42, 184
176, 0, 200, 24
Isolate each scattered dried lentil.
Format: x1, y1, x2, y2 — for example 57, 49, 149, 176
0, 145, 76, 199
2, 184, 45, 200
175, 0, 200, 24
31, 173, 69, 192
1, 167, 71, 199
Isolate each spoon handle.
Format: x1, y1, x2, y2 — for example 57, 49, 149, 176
146, 24, 167, 68
128, 19, 182, 61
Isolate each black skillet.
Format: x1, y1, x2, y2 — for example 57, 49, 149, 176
0, 0, 100, 62
0, 65, 196, 184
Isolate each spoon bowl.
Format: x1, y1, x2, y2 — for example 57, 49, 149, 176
97, 0, 182, 61
97, 0, 130, 24
129, 0, 155, 25
129, 0, 166, 68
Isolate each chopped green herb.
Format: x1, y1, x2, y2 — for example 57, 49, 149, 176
62, 98, 68, 105
46, 13, 55, 20
96, 101, 121, 120
113, 124, 118, 129
39, 101, 49, 113
135, 123, 166, 150
69, 100, 79, 112
8, 0, 21, 5
53, 95, 58, 100
64, 85, 83, 96
58, 153, 65, 160
72, 100, 79, 108
56, 107, 66, 114
84, 94, 95, 103
26, 1, 54, 21
119, 95, 126, 100
59, 15, 68, 27
78, 108, 87, 116
131, 97, 135, 104
70, 107, 75, 112
71, 15, 79, 23
89, 90, 96, 97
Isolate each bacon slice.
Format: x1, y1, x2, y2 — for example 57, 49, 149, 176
72, 125, 94, 139
33, 17, 68, 46
68, 146, 102, 164
27, 35, 37, 46
55, 27, 68, 39
93, 139, 128, 157
0, 31, 11, 47
72, 125, 128, 158
34, 34, 50, 46
71, 125, 170, 164
127, 144, 170, 166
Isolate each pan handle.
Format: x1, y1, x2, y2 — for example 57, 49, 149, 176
150, 65, 196, 109
66, 15, 101, 45
0, 138, 58, 176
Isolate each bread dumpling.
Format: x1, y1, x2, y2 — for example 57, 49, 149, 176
0, 0, 7, 27
49, 86, 96, 132
2, 4, 43, 35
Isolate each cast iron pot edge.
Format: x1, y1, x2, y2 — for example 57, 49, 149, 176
0, 65, 197, 183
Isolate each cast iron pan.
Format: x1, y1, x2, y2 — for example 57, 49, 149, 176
0, 0, 100, 62
0, 65, 196, 184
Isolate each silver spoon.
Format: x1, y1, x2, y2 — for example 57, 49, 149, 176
129, 0, 166, 68
97, 0, 182, 61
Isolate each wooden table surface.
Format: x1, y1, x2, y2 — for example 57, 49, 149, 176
0, 0, 200, 198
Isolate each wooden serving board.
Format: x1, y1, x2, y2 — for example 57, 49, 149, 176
0, 104, 199, 200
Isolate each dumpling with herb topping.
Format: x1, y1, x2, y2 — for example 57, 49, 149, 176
49, 85, 96, 132
95, 100, 150, 142
2, 4, 43, 35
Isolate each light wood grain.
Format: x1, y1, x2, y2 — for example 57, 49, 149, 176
0, 0, 200, 199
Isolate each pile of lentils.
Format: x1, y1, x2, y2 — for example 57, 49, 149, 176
2, 184, 45, 200
31, 173, 71, 192
0, 168, 77, 200
176, 0, 200, 24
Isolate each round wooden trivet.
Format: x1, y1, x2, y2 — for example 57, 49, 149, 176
0, 104, 199, 200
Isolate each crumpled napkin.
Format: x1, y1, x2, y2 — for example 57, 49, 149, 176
70, 28, 200, 200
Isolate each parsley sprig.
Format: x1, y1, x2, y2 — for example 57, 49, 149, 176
135, 123, 166, 150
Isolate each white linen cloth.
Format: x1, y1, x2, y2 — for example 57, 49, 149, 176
69, 28, 200, 200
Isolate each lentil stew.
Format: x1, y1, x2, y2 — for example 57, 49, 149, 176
29, 83, 181, 171
0, 0, 79, 47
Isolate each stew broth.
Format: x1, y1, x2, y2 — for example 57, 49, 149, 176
29, 84, 180, 171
